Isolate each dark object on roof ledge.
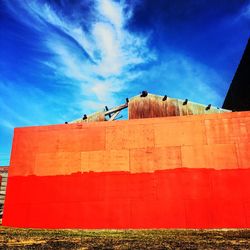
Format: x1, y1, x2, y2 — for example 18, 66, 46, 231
140, 90, 148, 97
183, 99, 188, 105
205, 104, 211, 110
162, 95, 167, 101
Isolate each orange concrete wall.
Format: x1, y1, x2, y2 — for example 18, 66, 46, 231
3, 111, 250, 228
8, 111, 250, 176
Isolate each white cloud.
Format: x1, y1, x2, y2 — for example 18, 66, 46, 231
141, 52, 225, 107
5, 0, 227, 113
6, 0, 154, 113
96, 0, 125, 28
92, 22, 123, 76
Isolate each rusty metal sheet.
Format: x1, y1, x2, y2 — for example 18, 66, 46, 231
70, 111, 105, 123
69, 93, 230, 122
129, 94, 230, 119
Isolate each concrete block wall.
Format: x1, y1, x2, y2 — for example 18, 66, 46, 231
2, 111, 250, 228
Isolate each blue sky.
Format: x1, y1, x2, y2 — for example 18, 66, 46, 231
0, 0, 250, 166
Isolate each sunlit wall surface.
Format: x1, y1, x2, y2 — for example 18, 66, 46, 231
3, 111, 250, 228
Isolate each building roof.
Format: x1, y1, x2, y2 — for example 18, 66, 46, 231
69, 92, 230, 123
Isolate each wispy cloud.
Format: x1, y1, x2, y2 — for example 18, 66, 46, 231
6, 0, 154, 111
141, 52, 225, 106
4, 0, 231, 113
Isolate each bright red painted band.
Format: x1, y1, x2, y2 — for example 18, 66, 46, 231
3, 168, 250, 229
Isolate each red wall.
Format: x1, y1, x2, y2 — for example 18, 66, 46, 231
3, 111, 250, 228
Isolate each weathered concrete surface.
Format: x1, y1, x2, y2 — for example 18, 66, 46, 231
2, 111, 250, 229
8, 111, 249, 176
